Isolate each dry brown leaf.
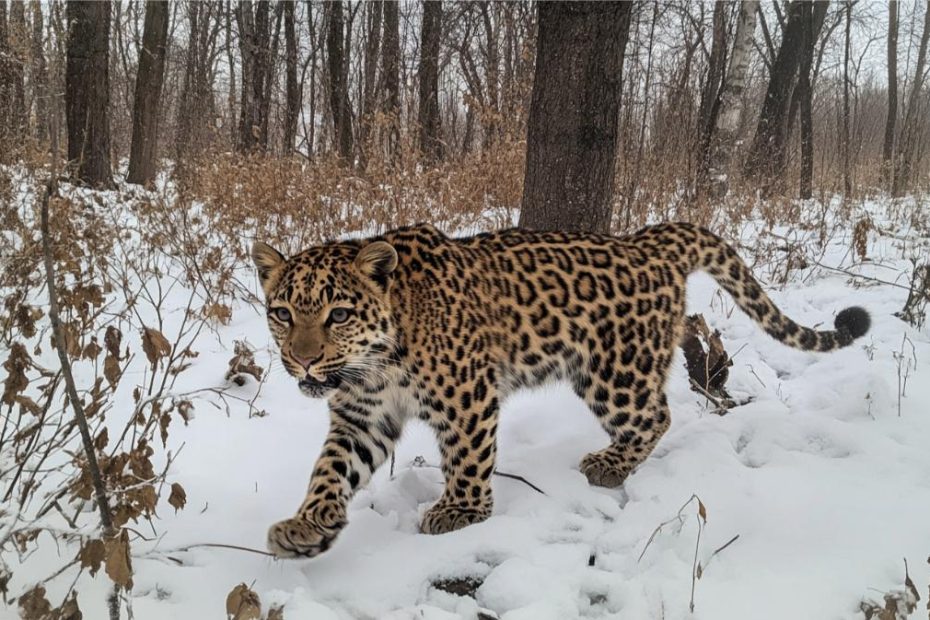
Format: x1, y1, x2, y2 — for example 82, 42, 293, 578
18, 584, 52, 620
103, 353, 121, 388
94, 427, 109, 452
204, 302, 233, 325
697, 499, 707, 524
104, 325, 122, 358
225, 340, 264, 385
266, 604, 285, 620
159, 412, 171, 446
81, 338, 101, 360
57, 321, 82, 359
14, 395, 41, 417
104, 529, 134, 590
168, 483, 187, 512
2, 342, 31, 405
55, 591, 82, 620
78, 538, 106, 577
141, 327, 171, 365
226, 583, 261, 620
177, 399, 194, 424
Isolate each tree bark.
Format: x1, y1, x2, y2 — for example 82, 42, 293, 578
32, 1, 50, 147
840, 0, 852, 197
237, 0, 274, 153
882, 0, 898, 189
519, 1, 633, 234
9, 0, 25, 146
381, 0, 400, 164
694, 0, 729, 200
127, 0, 169, 187
0, 2, 11, 162
282, 0, 299, 155
326, 0, 353, 160
798, 1, 815, 199
358, 0, 381, 167
66, 0, 113, 187
892, 0, 930, 196
743, 0, 827, 193
706, 0, 758, 199
418, 0, 442, 161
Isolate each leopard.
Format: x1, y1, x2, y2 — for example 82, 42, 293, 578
251, 222, 869, 558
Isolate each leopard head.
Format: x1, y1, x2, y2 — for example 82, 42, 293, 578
251, 239, 399, 398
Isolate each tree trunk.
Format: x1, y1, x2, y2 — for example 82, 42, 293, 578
359, 0, 381, 167
706, 0, 758, 199
237, 0, 274, 153
798, 1, 815, 199
841, 0, 852, 197
282, 0, 299, 155
236, 0, 254, 151
326, 0, 353, 160
418, 0, 442, 161
694, 0, 728, 200
9, 0, 25, 147
261, 0, 283, 148
381, 0, 400, 163
66, 0, 113, 187
519, 1, 633, 234
882, 0, 898, 189
892, 0, 930, 196
127, 0, 169, 187
0, 1, 11, 162
32, 1, 50, 147
743, 0, 827, 193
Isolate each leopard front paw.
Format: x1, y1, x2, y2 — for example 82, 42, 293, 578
420, 500, 491, 535
266, 513, 344, 559
579, 450, 632, 488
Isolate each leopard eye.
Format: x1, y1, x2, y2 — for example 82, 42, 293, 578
329, 308, 350, 324
269, 307, 292, 323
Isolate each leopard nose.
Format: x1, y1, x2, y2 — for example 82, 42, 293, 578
294, 354, 321, 370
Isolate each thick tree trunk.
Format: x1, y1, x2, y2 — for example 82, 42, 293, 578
282, 0, 299, 155
743, 0, 827, 193
32, 1, 50, 147
359, 0, 381, 167
798, 1, 815, 199
326, 0, 353, 160
381, 0, 400, 163
237, 0, 274, 153
0, 2, 11, 162
66, 0, 113, 187
706, 0, 758, 199
236, 0, 254, 151
418, 0, 442, 161
893, 0, 930, 196
519, 1, 633, 234
694, 0, 728, 199
9, 0, 25, 146
841, 0, 852, 197
127, 0, 169, 187
882, 0, 898, 189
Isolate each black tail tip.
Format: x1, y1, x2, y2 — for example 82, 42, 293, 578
835, 306, 870, 340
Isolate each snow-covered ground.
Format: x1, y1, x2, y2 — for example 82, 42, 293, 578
3, 185, 929, 620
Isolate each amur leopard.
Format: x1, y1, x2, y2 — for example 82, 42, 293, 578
251, 222, 869, 558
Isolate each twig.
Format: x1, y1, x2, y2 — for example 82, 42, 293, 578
493, 470, 546, 495
811, 259, 911, 290
155, 542, 275, 557
40, 178, 122, 620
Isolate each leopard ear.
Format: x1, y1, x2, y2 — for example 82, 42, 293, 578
251, 241, 285, 290
354, 241, 398, 288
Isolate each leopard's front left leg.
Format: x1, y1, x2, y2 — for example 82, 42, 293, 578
420, 374, 499, 535
267, 399, 401, 558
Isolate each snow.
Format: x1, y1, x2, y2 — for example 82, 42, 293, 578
2, 180, 929, 619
